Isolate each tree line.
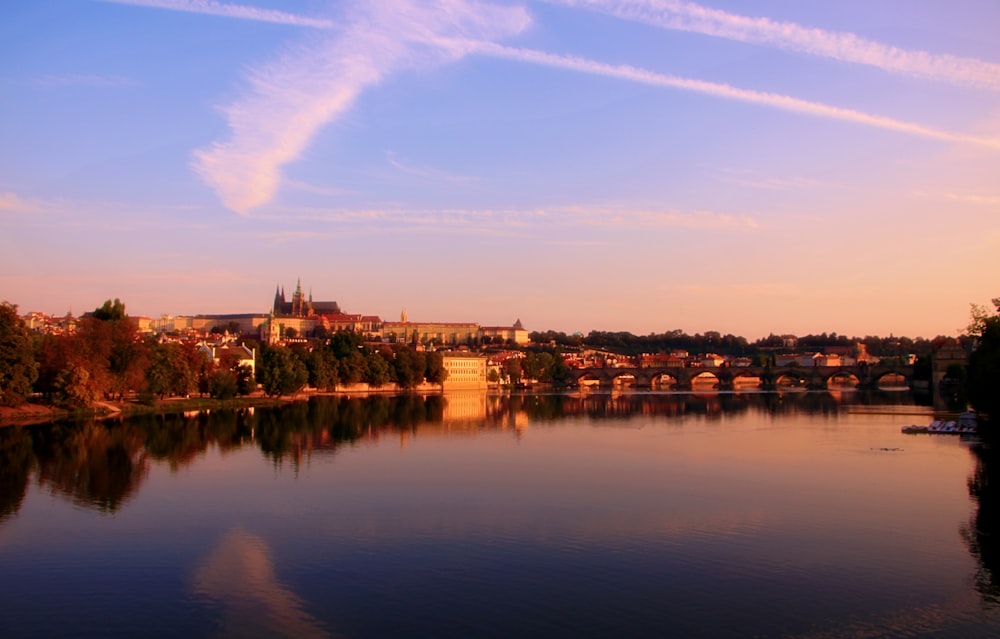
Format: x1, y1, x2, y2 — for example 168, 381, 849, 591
530, 328, 942, 358
0, 299, 448, 408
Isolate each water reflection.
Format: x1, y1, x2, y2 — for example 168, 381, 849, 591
193, 528, 333, 639
3, 390, 998, 637
966, 440, 1000, 604
32, 421, 149, 513
0, 390, 928, 524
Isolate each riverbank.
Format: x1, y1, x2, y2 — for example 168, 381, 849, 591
0, 385, 460, 428
0, 397, 275, 427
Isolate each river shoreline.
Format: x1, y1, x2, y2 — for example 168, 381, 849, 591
0, 386, 455, 428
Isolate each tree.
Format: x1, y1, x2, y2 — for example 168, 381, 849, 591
424, 351, 447, 385
337, 350, 367, 386
234, 364, 256, 396
503, 358, 522, 384
207, 369, 238, 400
547, 351, 572, 388
393, 346, 426, 389
55, 363, 102, 407
92, 298, 126, 321
306, 349, 339, 391
146, 342, 195, 398
363, 352, 391, 388
968, 298, 1000, 425
257, 345, 308, 396
0, 302, 38, 407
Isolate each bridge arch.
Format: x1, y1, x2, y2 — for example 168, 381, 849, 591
730, 370, 762, 388
610, 371, 638, 387
873, 370, 910, 389
650, 372, 679, 389
826, 370, 861, 388
691, 371, 720, 389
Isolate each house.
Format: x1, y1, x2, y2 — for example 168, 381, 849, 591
198, 341, 256, 376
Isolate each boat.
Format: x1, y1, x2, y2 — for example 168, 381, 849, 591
901, 413, 977, 435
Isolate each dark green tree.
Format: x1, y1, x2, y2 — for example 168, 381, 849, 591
234, 364, 256, 396
337, 350, 367, 385
503, 358, 523, 384
257, 345, 308, 396
0, 302, 38, 407
547, 351, 572, 388
363, 352, 391, 388
146, 342, 195, 398
306, 349, 339, 391
968, 298, 1000, 427
424, 351, 448, 385
393, 346, 426, 389
207, 368, 238, 400
92, 298, 126, 321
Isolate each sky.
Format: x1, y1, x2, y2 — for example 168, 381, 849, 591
2, 0, 999, 340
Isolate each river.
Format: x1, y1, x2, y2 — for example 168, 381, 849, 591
1, 391, 998, 638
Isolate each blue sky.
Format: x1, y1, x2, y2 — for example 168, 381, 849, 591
2, 0, 999, 339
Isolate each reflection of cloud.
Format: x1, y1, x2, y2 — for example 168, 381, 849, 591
192, 528, 333, 639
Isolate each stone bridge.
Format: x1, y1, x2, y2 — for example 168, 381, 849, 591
566, 363, 913, 391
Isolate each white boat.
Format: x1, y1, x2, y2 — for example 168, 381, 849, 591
901, 414, 977, 435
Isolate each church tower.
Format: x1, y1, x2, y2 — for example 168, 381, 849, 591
272, 285, 283, 315
292, 278, 305, 316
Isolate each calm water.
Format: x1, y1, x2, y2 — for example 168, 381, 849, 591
2, 391, 999, 638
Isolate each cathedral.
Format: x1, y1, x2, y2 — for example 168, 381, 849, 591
272, 279, 341, 317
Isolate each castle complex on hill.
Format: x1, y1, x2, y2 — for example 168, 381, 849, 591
271, 280, 341, 317
146, 280, 529, 347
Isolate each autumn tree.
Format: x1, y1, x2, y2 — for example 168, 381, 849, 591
0, 302, 39, 406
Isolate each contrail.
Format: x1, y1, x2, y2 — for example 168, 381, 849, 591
475, 42, 1000, 149
546, 0, 1000, 91
97, 0, 337, 29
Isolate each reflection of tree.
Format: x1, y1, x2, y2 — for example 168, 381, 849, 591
965, 442, 1000, 604
0, 390, 922, 519
32, 421, 149, 513
0, 427, 34, 523
140, 410, 253, 470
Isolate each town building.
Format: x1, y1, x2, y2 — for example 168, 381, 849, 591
441, 352, 489, 390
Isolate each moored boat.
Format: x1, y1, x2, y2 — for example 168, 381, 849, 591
901, 413, 977, 435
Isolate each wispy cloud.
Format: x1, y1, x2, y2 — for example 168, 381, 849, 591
282, 179, 352, 198
33, 73, 136, 87
549, 204, 760, 230
0, 192, 39, 212
913, 191, 1000, 207
549, 0, 1000, 90
98, 0, 336, 29
249, 202, 760, 234
474, 43, 1000, 149
386, 151, 478, 183
194, 0, 530, 213
712, 169, 828, 191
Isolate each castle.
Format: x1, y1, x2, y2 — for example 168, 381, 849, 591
272, 279, 341, 317
150, 280, 529, 347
